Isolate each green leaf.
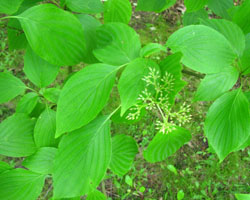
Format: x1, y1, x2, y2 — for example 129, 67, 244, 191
56, 64, 118, 137
160, 53, 187, 106
0, 0, 23, 14
140, 43, 166, 57
166, 25, 236, 73
22, 147, 57, 175
201, 19, 245, 57
34, 108, 59, 147
207, 0, 233, 19
0, 72, 26, 104
87, 190, 106, 200
144, 127, 191, 163
0, 161, 12, 174
15, 0, 43, 14
183, 9, 208, 26
110, 134, 138, 176
42, 88, 61, 104
104, 0, 132, 24
241, 33, 250, 74
93, 23, 141, 65
194, 67, 239, 101
136, 0, 177, 12
235, 194, 250, 200
0, 168, 45, 200
7, 0, 43, 50
16, 92, 38, 114
167, 164, 178, 175
0, 114, 36, 157
50, 197, 80, 200
125, 175, 133, 186
184, 0, 208, 12
24, 47, 60, 88
53, 116, 112, 198
118, 58, 159, 115
233, 0, 250, 34
29, 101, 45, 118
18, 4, 86, 66
177, 190, 185, 200
65, 0, 103, 14
205, 89, 250, 161
7, 19, 27, 50
245, 92, 250, 102
76, 14, 102, 64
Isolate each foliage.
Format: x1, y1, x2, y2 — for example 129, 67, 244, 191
0, 0, 249, 199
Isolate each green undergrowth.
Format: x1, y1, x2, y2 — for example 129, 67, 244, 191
0, 8, 249, 200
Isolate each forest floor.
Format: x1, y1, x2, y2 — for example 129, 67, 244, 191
0, 2, 249, 200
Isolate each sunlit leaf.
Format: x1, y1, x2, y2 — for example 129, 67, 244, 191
53, 116, 111, 198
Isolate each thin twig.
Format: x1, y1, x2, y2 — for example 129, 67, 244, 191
43, 184, 53, 200
182, 69, 204, 79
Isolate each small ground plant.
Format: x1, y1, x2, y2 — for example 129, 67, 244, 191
0, 0, 249, 199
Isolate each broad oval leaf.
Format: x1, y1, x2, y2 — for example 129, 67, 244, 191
241, 33, 250, 74
235, 194, 250, 200
0, 161, 12, 174
18, 4, 86, 66
144, 127, 191, 163
194, 67, 239, 101
205, 89, 250, 161
232, 0, 250, 34
201, 19, 245, 57
140, 43, 166, 57
53, 116, 112, 198
166, 25, 236, 73
184, 0, 208, 12
34, 108, 59, 147
104, 0, 132, 24
159, 53, 187, 106
24, 47, 60, 88
0, 114, 36, 157
87, 190, 106, 200
29, 102, 45, 118
245, 92, 250, 103
22, 147, 57, 174
0, 0, 23, 14
118, 58, 159, 115
93, 23, 141, 66
56, 64, 118, 137
136, 0, 177, 12
7, 19, 27, 51
207, 0, 233, 19
110, 134, 138, 176
76, 14, 102, 64
16, 92, 38, 114
0, 72, 26, 104
65, 0, 103, 14
183, 9, 208, 26
0, 168, 45, 200
6, 0, 43, 50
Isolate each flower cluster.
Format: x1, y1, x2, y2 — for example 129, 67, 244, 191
126, 67, 191, 134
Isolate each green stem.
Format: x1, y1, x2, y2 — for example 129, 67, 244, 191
156, 104, 165, 121
182, 69, 204, 79
0, 16, 25, 21
50, 0, 60, 6
107, 105, 121, 119
26, 86, 37, 93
